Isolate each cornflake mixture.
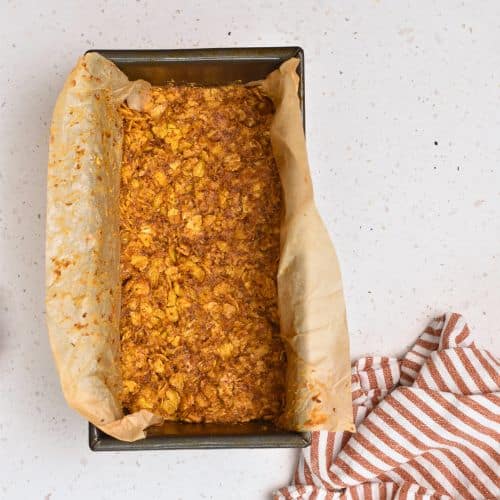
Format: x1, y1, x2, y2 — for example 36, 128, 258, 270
119, 84, 286, 423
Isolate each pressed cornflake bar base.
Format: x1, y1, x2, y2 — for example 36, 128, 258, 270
119, 83, 285, 424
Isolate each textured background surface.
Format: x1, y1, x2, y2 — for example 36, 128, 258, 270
0, 1, 499, 498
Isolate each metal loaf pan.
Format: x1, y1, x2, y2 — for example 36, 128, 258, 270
86, 47, 309, 451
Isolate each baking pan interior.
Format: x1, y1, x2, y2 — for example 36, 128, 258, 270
86, 47, 309, 450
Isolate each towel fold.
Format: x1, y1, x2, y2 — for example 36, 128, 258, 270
275, 313, 500, 500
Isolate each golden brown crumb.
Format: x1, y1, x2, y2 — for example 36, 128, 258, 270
119, 83, 285, 423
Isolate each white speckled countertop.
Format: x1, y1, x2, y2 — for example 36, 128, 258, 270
1, 1, 499, 498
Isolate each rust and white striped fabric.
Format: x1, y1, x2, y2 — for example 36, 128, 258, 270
275, 313, 500, 500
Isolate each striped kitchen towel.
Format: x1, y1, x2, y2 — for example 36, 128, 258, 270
275, 313, 500, 499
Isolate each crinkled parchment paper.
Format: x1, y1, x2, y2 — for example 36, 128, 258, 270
263, 59, 353, 432
46, 52, 353, 441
